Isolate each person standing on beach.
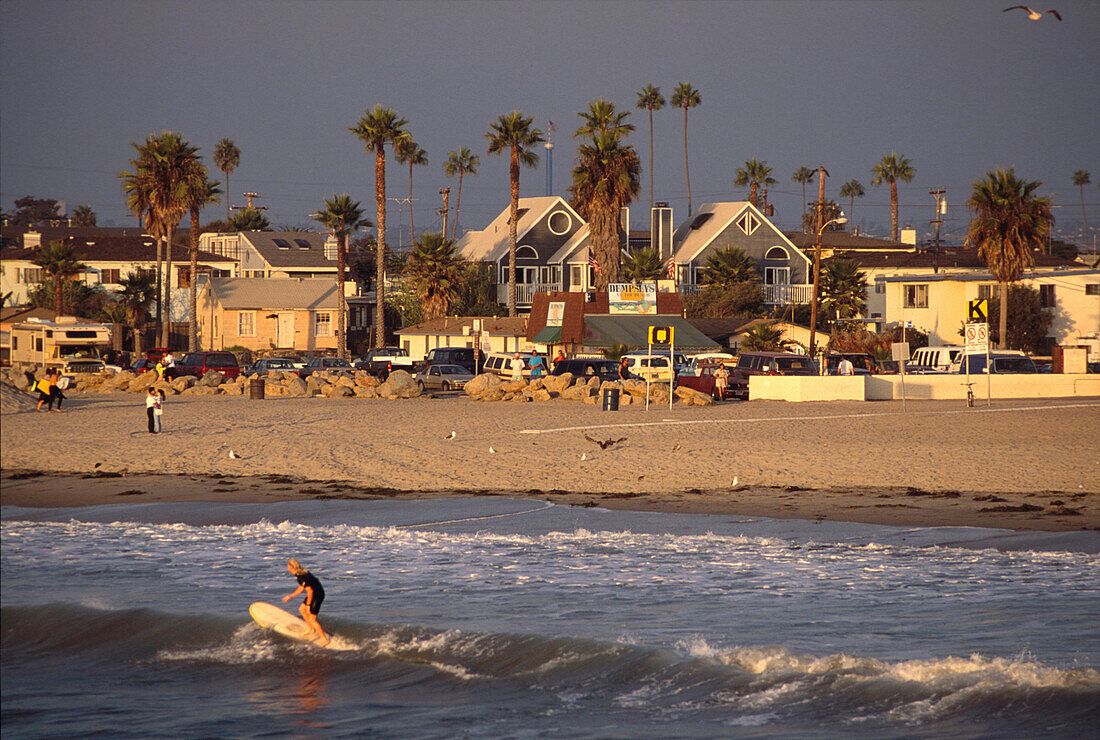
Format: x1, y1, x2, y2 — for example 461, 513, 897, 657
553, 350, 566, 368
145, 387, 159, 433
714, 363, 729, 399
618, 356, 632, 381
529, 350, 545, 379
282, 558, 329, 647
837, 357, 855, 376
154, 390, 165, 433
511, 353, 524, 381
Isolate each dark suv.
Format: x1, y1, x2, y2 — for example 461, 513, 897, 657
419, 347, 486, 374
166, 351, 241, 380
727, 351, 816, 399
551, 358, 620, 381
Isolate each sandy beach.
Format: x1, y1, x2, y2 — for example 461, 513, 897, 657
2, 391, 1098, 531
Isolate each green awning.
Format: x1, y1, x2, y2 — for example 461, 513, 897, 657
533, 325, 562, 344
582, 315, 719, 350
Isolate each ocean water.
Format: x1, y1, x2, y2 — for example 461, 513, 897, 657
2, 499, 1098, 739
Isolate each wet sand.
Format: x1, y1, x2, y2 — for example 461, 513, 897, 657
2, 392, 1098, 532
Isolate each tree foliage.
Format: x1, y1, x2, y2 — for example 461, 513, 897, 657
701, 246, 756, 288
682, 282, 764, 318
7, 196, 63, 227
404, 232, 466, 320
621, 247, 665, 282
444, 146, 480, 241
33, 241, 86, 315
734, 158, 776, 207
820, 258, 867, 322
983, 285, 1053, 354
671, 82, 700, 216
229, 207, 270, 231
871, 152, 915, 241
313, 193, 369, 358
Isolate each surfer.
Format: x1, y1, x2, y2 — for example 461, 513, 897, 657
282, 558, 329, 647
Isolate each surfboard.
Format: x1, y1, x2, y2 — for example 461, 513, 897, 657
249, 601, 328, 647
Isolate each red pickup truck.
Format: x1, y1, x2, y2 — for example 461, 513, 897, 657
676, 365, 732, 400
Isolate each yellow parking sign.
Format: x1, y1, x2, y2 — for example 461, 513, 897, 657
968, 299, 987, 322
648, 325, 674, 344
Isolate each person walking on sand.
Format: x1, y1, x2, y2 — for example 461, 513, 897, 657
714, 362, 729, 400
145, 387, 159, 433
510, 353, 524, 381
35, 371, 53, 412
283, 558, 329, 647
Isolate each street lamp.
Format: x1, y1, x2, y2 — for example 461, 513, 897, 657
807, 211, 848, 361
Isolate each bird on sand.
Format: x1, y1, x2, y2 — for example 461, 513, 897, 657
446, 431, 456, 440
94, 462, 102, 469
489, 446, 497, 454
1003, 6, 1062, 20
580, 453, 588, 461
229, 450, 241, 459
584, 434, 627, 450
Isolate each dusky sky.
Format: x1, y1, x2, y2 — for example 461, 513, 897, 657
2, 0, 1096, 246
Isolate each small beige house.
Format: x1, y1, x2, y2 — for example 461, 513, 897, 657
196, 278, 342, 353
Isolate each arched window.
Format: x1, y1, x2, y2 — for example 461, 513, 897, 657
516, 245, 538, 260
764, 246, 789, 260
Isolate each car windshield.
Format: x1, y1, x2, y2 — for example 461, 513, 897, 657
776, 357, 812, 371
441, 366, 465, 375
181, 353, 202, 364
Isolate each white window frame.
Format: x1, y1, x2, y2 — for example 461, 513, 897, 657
764, 267, 789, 285
904, 284, 929, 309
237, 311, 256, 337
315, 312, 332, 337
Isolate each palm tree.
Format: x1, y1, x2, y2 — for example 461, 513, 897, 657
792, 166, 814, 224
120, 132, 201, 347
838, 180, 865, 228
1072, 169, 1091, 234
670, 82, 701, 216
621, 247, 664, 282
575, 98, 635, 140
966, 168, 1053, 349
34, 241, 85, 315
635, 84, 664, 212
350, 105, 409, 347
821, 258, 867, 322
117, 271, 156, 355
570, 132, 640, 290
742, 323, 786, 351
312, 194, 370, 359
871, 152, 915, 241
734, 159, 777, 207
485, 111, 544, 316
71, 205, 96, 227
405, 232, 466, 320
395, 137, 428, 240
228, 207, 270, 231
213, 139, 240, 221
702, 246, 756, 288
183, 170, 220, 351
444, 147, 480, 241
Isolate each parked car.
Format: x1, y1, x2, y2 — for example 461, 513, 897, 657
165, 351, 241, 380
623, 354, 674, 382
298, 356, 354, 378
414, 363, 475, 392
355, 347, 415, 378
824, 352, 876, 375
483, 352, 533, 379
682, 352, 734, 377
908, 346, 964, 374
551, 358, 620, 382
246, 357, 300, 376
417, 347, 486, 375
956, 352, 1038, 374
624, 349, 688, 376
676, 365, 734, 400
726, 351, 817, 400
129, 357, 153, 375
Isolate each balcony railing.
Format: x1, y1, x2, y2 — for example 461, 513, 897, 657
763, 284, 812, 305
497, 282, 563, 306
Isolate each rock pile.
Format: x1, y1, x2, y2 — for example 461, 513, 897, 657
463, 372, 714, 406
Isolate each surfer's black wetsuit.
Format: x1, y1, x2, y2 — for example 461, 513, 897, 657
297, 571, 325, 615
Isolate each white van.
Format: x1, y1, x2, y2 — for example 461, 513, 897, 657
909, 346, 963, 373
623, 354, 674, 382
483, 352, 533, 379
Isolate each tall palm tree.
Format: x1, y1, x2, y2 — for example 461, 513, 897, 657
966, 168, 1052, 348
734, 159, 777, 207
117, 271, 156, 355
444, 147, 480, 241
570, 131, 640, 289
394, 137, 428, 241
213, 139, 240, 221
312, 194, 370, 359
350, 105, 409, 348
574, 98, 635, 140
635, 84, 664, 212
485, 111, 543, 316
1072, 169, 1091, 233
621, 247, 664, 282
405, 232, 466, 320
34, 241, 85, 315
838, 180, 865, 228
792, 166, 814, 224
821, 258, 867, 321
71, 205, 97, 227
183, 170, 220, 351
670, 82, 701, 216
702, 246, 756, 288
120, 132, 201, 347
871, 152, 915, 241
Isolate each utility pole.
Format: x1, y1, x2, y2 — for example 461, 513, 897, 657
230, 192, 268, 214
439, 188, 450, 242
388, 197, 417, 248
928, 188, 945, 273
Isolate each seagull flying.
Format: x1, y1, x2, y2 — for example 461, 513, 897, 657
446, 431, 456, 440
1003, 5, 1062, 20
229, 450, 241, 459
584, 434, 627, 450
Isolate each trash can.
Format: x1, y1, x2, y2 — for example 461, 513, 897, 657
601, 387, 620, 411
249, 377, 265, 400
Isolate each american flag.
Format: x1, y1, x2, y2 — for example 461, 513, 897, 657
666, 257, 676, 280
548, 120, 559, 133
588, 256, 603, 276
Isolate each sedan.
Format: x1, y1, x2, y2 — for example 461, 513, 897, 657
246, 357, 300, 375
298, 357, 354, 378
414, 364, 475, 392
